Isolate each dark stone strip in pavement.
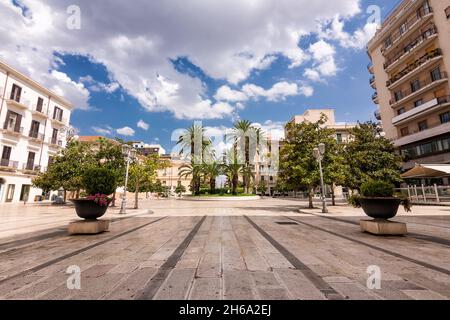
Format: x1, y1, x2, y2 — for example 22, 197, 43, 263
243, 216, 344, 300
136, 216, 207, 300
298, 210, 450, 249
0, 217, 167, 285
0, 212, 154, 253
285, 216, 450, 277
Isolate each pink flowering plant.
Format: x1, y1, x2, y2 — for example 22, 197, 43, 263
86, 193, 111, 207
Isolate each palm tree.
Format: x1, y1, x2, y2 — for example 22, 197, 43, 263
179, 161, 203, 195
221, 150, 244, 195
177, 124, 212, 164
202, 161, 222, 194
241, 165, 255, 194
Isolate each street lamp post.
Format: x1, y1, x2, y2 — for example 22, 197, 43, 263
120, 145, 136, 215
313, 143, 328, 214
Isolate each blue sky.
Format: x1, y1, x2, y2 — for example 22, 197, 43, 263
1, 0, 402, 153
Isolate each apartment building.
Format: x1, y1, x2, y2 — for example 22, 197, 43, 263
368, 0, 450, 171
132, 141, 166, 157
287, 109, 356, 144
0, 60, 73, 203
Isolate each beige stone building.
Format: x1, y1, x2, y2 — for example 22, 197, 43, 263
368, 0, 450, 170
157, 155, 192, 195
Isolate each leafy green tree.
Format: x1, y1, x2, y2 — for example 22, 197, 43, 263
32, 141, 96, 201
201, 161, 222, 194
279, 115, 339, 208
344, 122, 403, 190
175, 184, 187, 197
256, 181, 268, 196
128, 154, 170, 209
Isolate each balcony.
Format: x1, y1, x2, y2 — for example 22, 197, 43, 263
31, 104, 48, 119
367, 63, 374, 74
384, 25, 438, 71
374, 109, 382, 121
370, 76, 376, 89
51, 116, 68, 126
372, 92, 379, 104
394, 121, 450, 148
48, 137, 63, 147
392, 95, 450, 126
0, 160, 19, 171
1, 124, 24, 137
382, 6, 434, 56
28, 131, 45, 143
22, 163, 43, 174
387, 48, 443, 89
389, 72, 448, 107
5, 92, 30, 110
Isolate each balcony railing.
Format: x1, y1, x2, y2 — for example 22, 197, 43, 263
382, 6, 433, 54
31, 104, 48, 116
374, 109, 381, 121
372, 92, 378, 102
49, 137, 63, 146
392, 95, 450, 125
367, 63, 374, 74
29, 131, 45, 141
0, 160, 19, 169
22, 163, 42, 172
389, 72, 448, 106
370, 76, 376, 86
384, 25, 437, 70
387, 48, 442, 87
5, 92, 30, 108
2, 124, 24, 135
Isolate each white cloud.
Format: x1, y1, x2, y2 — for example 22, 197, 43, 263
116, 126, 135, 137
0, 0, 363, 119
214, 85, 248, 102
319, 16, 378, 49
92, 126, 113, 136
304, 40, 338, 82
137, 120, 149, 130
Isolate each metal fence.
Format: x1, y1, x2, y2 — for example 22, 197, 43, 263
395, 185, 450, 204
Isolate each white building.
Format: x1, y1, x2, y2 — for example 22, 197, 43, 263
0, 59, 73, 203
132, 141, 166, 156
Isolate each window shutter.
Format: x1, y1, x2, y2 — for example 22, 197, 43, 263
14, 114, 22, 132
3, 111, 11, 129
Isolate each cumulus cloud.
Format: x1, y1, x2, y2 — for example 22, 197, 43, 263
318, 16, 378, 49
137, 120, 150, 130
304, 40, 338, 82
92, 125, 113, 136
0, 0, 364, 119
116, 126, 135, 137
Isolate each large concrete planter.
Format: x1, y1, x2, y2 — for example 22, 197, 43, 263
71, 199, 109, 220
359, 197, 402, 220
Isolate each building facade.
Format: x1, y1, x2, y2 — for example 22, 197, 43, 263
368, 0, 450, 170
132, 141, 166, 157
0, 60, 73, 203
157, 155, 191, 195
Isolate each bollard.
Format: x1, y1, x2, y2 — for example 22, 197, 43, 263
434, 184, 440, 203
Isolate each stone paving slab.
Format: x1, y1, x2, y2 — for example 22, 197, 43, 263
0, 199, 450, 300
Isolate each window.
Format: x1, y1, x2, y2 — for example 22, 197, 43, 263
414, 99, 423, 108
48, 156, 54, 167
397, 108, 406, 115
53, 106, 63, 121
384, 36, 392, 49
20, 185, 31, 202
445, 6, 450, 19
440, 112, 450, 124
400, 127, 409, 137
399, 22, 407, 35
394, 91, 403, 102
36, 97, 44, 112
1, 146, 12, 166
410, 79, 420, 92
26, 152, 35, 170
29, 120, 40, 138
431, 68, 441, 81
336, 133, 343, 144
418, 120, 428, 131
6, 184, 15, 202
3, 110, 22, 132
10, 84, 22, 102
51, 128, 59, 144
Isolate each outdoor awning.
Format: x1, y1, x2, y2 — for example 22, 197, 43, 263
402, 164, 450, 179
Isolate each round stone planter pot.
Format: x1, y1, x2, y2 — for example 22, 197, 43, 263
71, 199, 109, 220
358, 197, 402, 220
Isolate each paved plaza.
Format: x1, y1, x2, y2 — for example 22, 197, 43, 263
0, 198, 449, 300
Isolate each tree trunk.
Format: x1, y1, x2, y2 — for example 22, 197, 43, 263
111, 192, 116, 207
331, 184, 336, 206
232, 175, 238, 195
134, 181, 139, 209
308, 188, 314, 209
63, 190, 67, 203
210, 178, 216, 194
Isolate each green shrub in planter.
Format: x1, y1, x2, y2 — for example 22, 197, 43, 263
82, 167, 117, 196
360, 180, 394, 198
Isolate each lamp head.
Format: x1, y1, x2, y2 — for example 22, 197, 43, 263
318, 143, 326, 155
